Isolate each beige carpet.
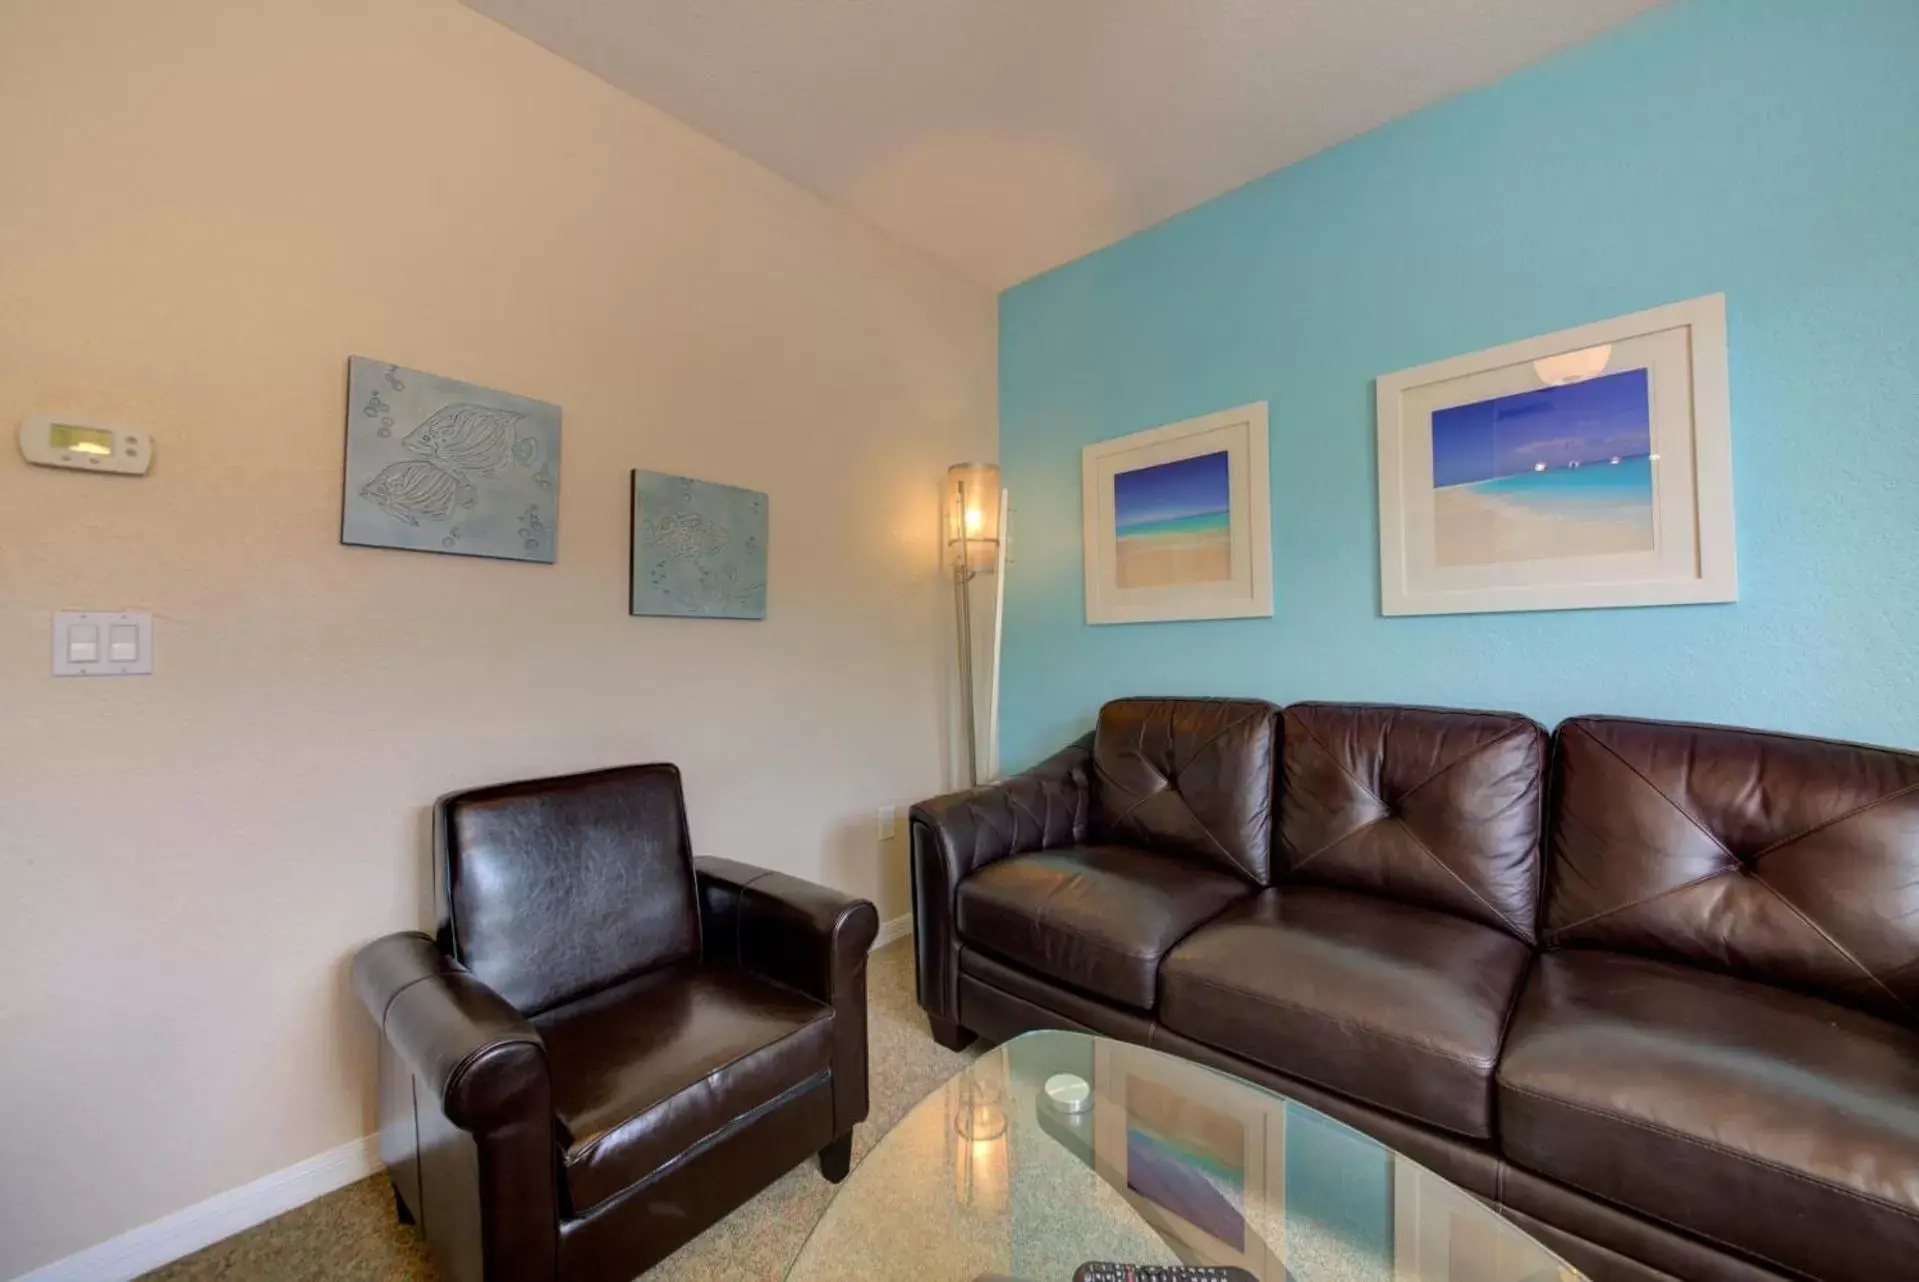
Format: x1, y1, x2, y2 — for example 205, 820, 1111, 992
142, 938, 979, 1281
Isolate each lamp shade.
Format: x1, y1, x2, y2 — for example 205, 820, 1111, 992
945, 462, 1001, 571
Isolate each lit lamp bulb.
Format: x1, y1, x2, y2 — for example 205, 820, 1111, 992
945, 463, 1001, 573
944, 462, 1003, 789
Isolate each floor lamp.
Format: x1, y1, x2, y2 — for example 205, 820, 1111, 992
945, 463, 1004, 788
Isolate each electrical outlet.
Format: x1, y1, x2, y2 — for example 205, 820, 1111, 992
877, 806, 898, 841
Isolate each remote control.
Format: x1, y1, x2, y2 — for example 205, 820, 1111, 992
1072, 1265, 1257, 1282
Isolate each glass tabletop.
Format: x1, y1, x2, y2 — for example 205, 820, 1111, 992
789, 1030, 1582, 1282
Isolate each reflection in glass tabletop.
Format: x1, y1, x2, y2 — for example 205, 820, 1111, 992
789, 1030, 1582, 1282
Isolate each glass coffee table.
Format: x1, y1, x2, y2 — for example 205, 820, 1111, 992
790, 1030, 1581, 1282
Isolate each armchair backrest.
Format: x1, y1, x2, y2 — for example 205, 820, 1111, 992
435, 763, 700, 1015
1089, 697, 1280, 884
1545, 716, 1919, 1023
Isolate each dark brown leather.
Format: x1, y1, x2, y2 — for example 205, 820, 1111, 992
1280, 703, 1546, 941
1147, 1026, 1505, 1201
353, 932, 558, 1282
696, 855, 877, 1137
959, 946, 1158, 1044
1159, 887, 1531, 1138
557, 1076, 837, 1282
910, 735, 1091, 1026
359, 765, 874, 1282
1499, 949, 1919, 1280
437, 764, 700, 1015
1090, 698, 1279, 883
1498, 1172, 1797, 1282
1546, 715, 1919, 1021
914, 703, 1919, 1282
956, 843, 1251, 1008
532, 961, 833, 1213
353, 932, 551, 1133
947, 959, 1505, 1202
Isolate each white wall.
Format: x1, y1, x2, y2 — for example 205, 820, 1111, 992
0, 0, 996, 1273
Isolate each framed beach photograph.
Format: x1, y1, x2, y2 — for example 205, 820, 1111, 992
1376, 294, 1734, 616
1082, 403, 1273, 624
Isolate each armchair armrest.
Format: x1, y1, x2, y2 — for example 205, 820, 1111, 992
695, 857, 877, 1137
907, 733, 1093, 1035
352, 931, 549, 1133
695, 856, 878, 1004
353, 933, 558, 1279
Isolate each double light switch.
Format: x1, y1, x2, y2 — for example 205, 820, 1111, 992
54, 611, 152, 676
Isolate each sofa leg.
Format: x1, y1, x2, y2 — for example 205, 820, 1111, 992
392, 1182, 415, 1226
929, 1015, 974, 1052
818, 1134, 854, 1183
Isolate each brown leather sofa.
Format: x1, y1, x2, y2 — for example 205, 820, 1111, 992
354, 764, 878, 1282
910, 698, 1919, 1282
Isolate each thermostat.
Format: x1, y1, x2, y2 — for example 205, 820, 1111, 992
19, 414, 152, 475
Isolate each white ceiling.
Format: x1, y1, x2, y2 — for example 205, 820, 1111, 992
464, 0, 1664, 289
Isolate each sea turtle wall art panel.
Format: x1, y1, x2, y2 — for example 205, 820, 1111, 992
341, 357, 560, 563
630, 470, 768, 619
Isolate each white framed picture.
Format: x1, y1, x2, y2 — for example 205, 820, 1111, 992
1375, 294, 1735, 617
1082, 402, 1273, 625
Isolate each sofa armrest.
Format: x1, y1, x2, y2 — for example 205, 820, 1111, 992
907, 734, 1093, 1030
695, 857, 878, 1136
352, 931, 549, 1133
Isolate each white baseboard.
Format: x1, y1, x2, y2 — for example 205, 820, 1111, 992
15, 1133, 380, 1282
871, 912, 913, 950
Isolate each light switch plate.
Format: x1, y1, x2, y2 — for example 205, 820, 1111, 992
877, 805, 898, 841
54, 611, 152, 676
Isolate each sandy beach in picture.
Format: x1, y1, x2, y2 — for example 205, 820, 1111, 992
1114, 450, 1233, 589
1431, 366, 1655, 568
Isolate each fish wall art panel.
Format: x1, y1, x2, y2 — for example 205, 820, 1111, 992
341, 357, 560, 563
630, 470, 767, 619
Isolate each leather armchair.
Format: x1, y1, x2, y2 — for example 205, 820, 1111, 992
353, 764, 877, 1282
908, 734, 1090, 1049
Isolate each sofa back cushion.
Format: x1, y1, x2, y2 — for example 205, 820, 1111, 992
1546, 716, 1919, 1022
437, 763, 700, 1015
1090, 697, 1279, 884
1279, 703, 1546, 942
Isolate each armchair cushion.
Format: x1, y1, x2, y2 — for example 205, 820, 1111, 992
533, 960, 833, 1214
956, 844, 1251, 1008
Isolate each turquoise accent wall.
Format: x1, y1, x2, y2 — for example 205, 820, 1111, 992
998, 0, 1919, 768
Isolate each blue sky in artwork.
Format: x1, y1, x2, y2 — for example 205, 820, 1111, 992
1114, 450, 1231, 530
1431, 368, 1652, 488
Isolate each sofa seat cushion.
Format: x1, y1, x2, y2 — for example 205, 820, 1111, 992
955, 844, 1251, 1009
532, 960, 833, 1213
1159, 887, 1532, 1138
1498, 950, 1919, 1280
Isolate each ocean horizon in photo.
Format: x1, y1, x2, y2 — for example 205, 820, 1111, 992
1113, 448, 1234, 588
1435, 454, 1655, 567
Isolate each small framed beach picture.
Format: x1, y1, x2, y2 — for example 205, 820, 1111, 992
1082, 402, 1273, 625
1376, 294, 1735, 617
